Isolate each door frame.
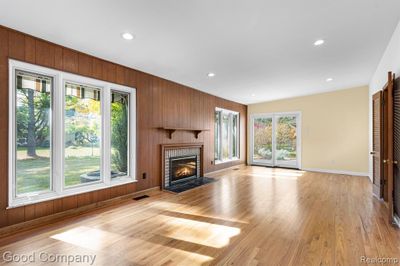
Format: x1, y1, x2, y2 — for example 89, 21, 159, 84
249, 111, 302, 169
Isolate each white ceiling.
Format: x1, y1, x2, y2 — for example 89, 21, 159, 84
1, 0, 400, 104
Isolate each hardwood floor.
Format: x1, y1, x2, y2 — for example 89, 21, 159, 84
0, 166, 399, 265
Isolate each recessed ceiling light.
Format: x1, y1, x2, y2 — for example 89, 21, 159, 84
314, 39, 325, 46
326, 78, 333, 82
251, 93, 256, 97
122, 32, 134, 40
207, 72, 215, 78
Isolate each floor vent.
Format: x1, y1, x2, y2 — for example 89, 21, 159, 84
233, 168, 240, 170
133, 195, 150, 201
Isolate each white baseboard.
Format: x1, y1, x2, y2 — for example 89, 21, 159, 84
205, 163, 245, 175
302, 168, 369, 177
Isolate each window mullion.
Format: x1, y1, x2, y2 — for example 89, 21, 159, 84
229, 113, 233, 160
54, 74, 63, 194
129, 92, 136, 180
219, 111, 222, 161
103, 86, 111, 185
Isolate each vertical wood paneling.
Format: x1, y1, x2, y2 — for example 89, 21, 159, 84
78, 54, 93, 77
126, 183, 136, 194
136, 72, 152, 191
77, 193, 92, 208
116, 65, 128, 85
53, 199, 63, 214
103, 62, 116, 83
0, 25, 247, 228
62, 196, 78, 212
24, 36, 35, 63
7, 207, 25, 225
36, 40, 55, 68
0, 27, 8, 227
8, 31, 25, 60
34, 201, 54, 219
97, 189, 111, 202
24, 205, 35, 221
54, 46, 63, 70
62, 49, 78, 73
127, 69, 137, 88
92, 58, 103, 80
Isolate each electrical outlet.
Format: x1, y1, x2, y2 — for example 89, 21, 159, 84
142, 173, 147, 179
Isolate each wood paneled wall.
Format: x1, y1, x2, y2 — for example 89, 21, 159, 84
0, 25, 247, 228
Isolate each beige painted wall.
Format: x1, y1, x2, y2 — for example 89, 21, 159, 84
248, 86, 369, 174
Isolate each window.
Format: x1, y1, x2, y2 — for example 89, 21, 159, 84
9, 60, 136, 208
111, 91, 129, 177
214, 108, 239, 163
15, 70, 53, 196
64, 82, 102, 187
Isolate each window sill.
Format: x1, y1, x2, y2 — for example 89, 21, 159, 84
8, 178, 137, 209
214, 158, 240, 165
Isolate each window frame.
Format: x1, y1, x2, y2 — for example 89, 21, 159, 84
8, 59, 137, 208
214, 107, 240, 164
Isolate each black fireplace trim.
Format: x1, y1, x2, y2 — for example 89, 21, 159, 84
169, 155, 198, 186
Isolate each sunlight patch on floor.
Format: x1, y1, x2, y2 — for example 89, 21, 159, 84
51, 226, 123, 251
159, 215, 241, 248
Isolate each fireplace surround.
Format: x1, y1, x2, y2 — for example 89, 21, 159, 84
161, 143, 204, 189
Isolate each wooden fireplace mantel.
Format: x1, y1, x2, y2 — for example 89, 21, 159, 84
159, 127, 210, 139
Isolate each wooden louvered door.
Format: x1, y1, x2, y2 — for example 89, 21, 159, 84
392, 75, 400, 224
384, 72, 396, 224
372, 91, 383, 198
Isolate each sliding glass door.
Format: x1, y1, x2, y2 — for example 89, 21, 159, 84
252, 115, 273, 165
250, 112, 301, 168
274, 114, 298, 168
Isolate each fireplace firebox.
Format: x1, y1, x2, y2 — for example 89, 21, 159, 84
169, 155, 198, 186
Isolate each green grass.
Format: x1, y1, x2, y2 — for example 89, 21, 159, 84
64, 156, 100, 186
16, 147, 100, 195
16, 157, 52, 194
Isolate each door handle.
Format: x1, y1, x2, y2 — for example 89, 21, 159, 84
383, 159, 398, 164
370, 151, 376, 155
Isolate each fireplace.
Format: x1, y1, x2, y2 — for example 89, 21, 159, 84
170, 155, 198, 186
161, 143, 203, 189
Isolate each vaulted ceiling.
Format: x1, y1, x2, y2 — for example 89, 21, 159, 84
1, 0, 399, 104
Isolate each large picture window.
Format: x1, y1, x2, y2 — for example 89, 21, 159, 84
214, 108, 239, 163
9, 60, 136, 208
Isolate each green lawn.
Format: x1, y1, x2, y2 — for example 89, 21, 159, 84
16, 147, 100, 195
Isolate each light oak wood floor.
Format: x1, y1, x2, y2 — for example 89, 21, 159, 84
0, 166, 399, 265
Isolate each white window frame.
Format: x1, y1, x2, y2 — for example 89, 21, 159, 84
249, 111, 302, 169
214, 107, 240, 164
8, 59, 137, 208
